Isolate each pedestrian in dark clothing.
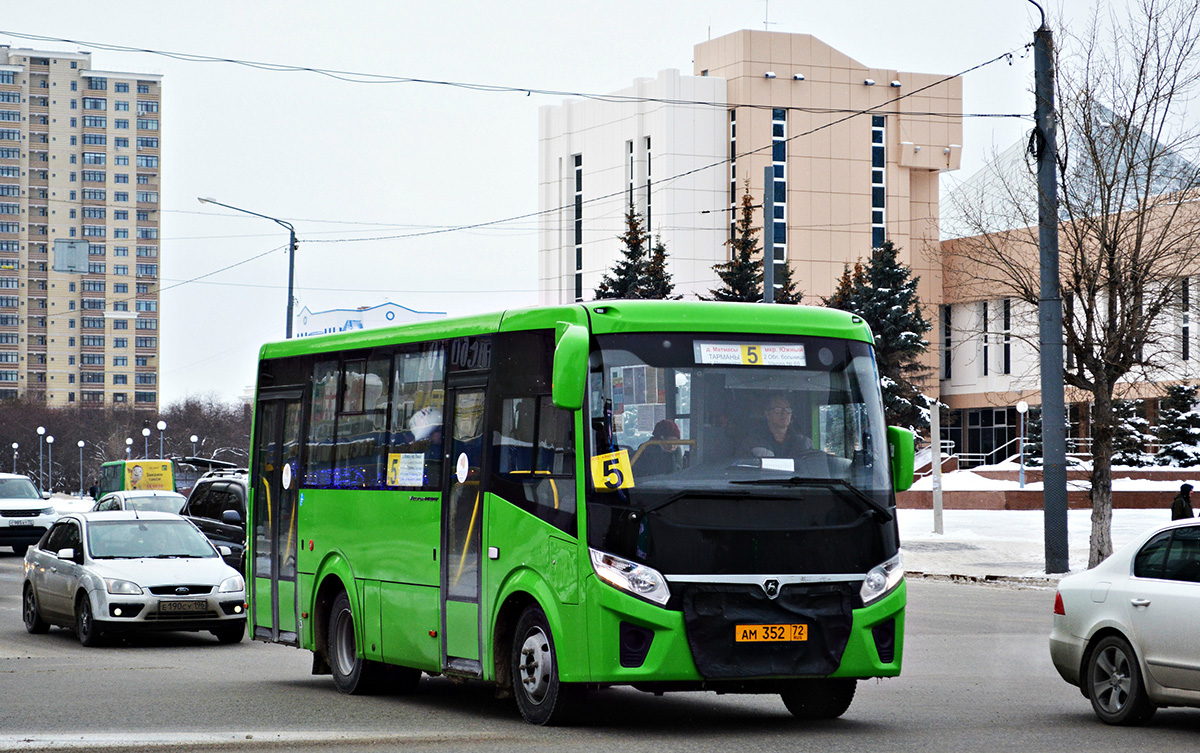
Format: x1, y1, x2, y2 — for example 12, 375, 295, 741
1172, 483, 1195, 520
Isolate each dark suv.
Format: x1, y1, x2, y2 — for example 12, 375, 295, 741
180, 468, 247, 570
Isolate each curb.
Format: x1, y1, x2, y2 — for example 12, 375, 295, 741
908, 570, 1062, 589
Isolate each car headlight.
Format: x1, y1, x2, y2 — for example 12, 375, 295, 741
41, 506, 55, 516
218, 574, 245, 593
860, 552, 904, 605
590, 548, 670, 605
105, 578, 143, 595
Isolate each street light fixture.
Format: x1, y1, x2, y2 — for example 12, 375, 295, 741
45, 435, 53, 494
197, 196, 298, 338
77, 440, 85, 497
1016, 400, 1029, 489
190, 434, 199, 456
142, 427, 151, 459
157, 419, 167, 457
36, 426, 45, 492
125, 437, 133, 459
10, 442, 16, 474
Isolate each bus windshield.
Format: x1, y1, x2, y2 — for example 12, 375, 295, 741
586, 331, 898, 576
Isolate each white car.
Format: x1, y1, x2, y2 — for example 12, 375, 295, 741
1049, 518, 1200, 724
0, 473, 57, 556
92, 489, 187, 514
22, 511, 247, 646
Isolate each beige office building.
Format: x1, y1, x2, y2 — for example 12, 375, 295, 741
538, 29, 962, 307
0, 47, 161, 409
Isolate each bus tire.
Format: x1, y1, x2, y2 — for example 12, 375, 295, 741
781, 678, 856, 720
328, 591, 383, 695
511, 604, 576, 725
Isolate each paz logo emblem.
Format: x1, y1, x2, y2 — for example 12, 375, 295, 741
762, 579, 781, 599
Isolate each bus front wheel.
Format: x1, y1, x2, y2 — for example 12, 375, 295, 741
328, 591, 384, 695
511, 605, 576, 725
780, 678, 856, 720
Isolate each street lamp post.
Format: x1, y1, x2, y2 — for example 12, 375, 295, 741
157, 420, 167, 457
36, 426, 45, 492
125, 437, 133, 459
77, 440, 85, 497
10, 442, 16, 474
190, 434, 199, 456
197, 197, 298, 338
45, 435, 53, 493
142, 427, 151, 459
1016, 401, 1029, 489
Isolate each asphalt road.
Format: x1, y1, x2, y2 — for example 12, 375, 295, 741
1, 549, 1198, 752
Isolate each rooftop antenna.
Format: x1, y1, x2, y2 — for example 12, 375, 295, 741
763, 0, 778, 31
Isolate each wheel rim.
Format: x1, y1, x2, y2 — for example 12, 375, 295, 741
78, 600, 91, 637
517, 626, 552, 705
332, 608, 356, 676
23, 588, 36, 626
1092, 645, 1132, 714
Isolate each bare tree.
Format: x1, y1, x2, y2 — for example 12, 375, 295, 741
943, 0, 1200, 567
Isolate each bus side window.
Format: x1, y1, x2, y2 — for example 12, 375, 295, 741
389, 343, 446, 489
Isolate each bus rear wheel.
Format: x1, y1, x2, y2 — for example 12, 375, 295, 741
781, 679, 856, 720
328, 591, 384, 695
511, 605, 576, 725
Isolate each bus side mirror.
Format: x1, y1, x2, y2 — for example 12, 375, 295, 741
551, 322, 589, 411
887, 426, 915, 493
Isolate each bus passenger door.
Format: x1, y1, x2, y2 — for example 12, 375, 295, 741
441, 382, 487, 676
250, 390, 304, 646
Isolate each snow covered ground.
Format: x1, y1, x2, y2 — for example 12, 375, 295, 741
898, 507, 1170, 580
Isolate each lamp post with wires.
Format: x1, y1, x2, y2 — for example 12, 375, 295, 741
142, 427, 151, 459
157, 420, 167, 457
197, 197, 298, 338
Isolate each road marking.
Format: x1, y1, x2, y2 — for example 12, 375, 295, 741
0, 731, 517, 751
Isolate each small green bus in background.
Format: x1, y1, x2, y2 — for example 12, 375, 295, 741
247, 301, 913, 725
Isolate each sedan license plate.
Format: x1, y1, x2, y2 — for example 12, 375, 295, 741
159, 600, 206, 613
9, 519, 32, 526
735, 623, 808, 642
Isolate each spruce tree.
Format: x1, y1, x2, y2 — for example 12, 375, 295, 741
1154, 384, 1200, 467
595, 203, 650, 300
822, 240, 932, 431
640, 235, 676, 299
1112, 399, 1152, 467
770, 254, 803, 305
707, 184, 762, 302
1023, 406, 1043, 467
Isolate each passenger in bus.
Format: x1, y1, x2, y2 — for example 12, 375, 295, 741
634, 419, 683, 477
742, 394, 813, 459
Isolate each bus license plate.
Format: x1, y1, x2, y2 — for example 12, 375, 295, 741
159, 600, 205, 613
735, 624, 807, 642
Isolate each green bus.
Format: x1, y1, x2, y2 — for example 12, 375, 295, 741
247, 300, 913, 724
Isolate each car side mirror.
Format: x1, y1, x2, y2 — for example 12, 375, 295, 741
221, 509, 243, 526
42, 491, 52, 500
56, 547, 79, 563
217, 545, 233, 557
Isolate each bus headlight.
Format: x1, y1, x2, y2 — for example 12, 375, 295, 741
590, 548, 670, 606
860, 552, 903, 605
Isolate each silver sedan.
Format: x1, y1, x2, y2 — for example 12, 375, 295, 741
1049, 517, 1200, 724
92, 489, 187, 514
22, 511, 247, 646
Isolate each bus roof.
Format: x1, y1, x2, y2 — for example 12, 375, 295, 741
257, 301, 874, 361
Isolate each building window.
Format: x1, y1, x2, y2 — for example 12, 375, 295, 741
871, 115, 886, 249
942, 304, 952, 381
769, 108, 788, 290
980, 300, 989, 377
572, 153, 583, 302
1001, 298, 1012, 375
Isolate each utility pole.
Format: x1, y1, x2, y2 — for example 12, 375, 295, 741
1031, 0, 1069, 573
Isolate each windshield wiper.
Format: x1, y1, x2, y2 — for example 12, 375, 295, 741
730, 476, 893, 521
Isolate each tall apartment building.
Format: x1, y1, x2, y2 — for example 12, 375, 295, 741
0, 47, 161, 409
538, 30, 962, 306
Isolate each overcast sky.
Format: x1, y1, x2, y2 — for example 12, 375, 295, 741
3, 1, 1092, 404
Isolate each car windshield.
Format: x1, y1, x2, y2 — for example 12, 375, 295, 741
0, 477, 41, 500
127, 494, 186, 513
87, 519, 217, 559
